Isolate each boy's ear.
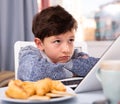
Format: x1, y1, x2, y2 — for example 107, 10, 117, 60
34, 38, 44, 50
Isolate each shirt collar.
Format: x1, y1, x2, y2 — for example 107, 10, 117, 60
40, 51, 53, 63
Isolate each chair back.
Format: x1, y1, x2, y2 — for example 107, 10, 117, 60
14, 41, 36, 79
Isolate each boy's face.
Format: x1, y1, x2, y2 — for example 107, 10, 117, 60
35, 30, 75, 63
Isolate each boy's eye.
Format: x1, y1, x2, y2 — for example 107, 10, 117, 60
53, 40, 61, 44
69, 39, 74, 43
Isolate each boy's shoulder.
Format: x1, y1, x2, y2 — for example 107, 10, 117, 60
20, 45, 38, 51
19, 45, 40, 56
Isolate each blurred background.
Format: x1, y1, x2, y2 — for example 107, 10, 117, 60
0, 0, 120, 71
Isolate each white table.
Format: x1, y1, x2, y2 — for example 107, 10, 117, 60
0, 87, 107, 104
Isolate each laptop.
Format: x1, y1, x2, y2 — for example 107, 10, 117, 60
61, 35, 120, 93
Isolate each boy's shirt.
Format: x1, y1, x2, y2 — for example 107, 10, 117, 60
18, 46, 99, 81
40, 50, 73, 77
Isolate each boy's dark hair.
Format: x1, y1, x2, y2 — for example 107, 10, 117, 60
32, 5, 78, 41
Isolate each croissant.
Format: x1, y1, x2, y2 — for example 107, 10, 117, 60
35, 78, 52, 96
5, 78, 66, 99
5, 80, 35, 99
51, 80, 66, 92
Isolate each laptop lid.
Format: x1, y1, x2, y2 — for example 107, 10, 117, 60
74, 35, 120, 93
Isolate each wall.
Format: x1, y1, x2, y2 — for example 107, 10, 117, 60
86, 41, 113, 58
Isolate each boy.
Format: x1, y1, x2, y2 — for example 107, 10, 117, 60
18, 5, 99, 81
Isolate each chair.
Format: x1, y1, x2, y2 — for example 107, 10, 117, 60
14, 41, 36, 79
14, 41, 88, 79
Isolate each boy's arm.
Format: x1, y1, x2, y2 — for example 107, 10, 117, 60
71, 57, 99, 76
64, 51, 99, 77
72, 49, 89, 59
18, 46, 66, 81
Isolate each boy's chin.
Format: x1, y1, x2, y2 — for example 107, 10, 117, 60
58, 60, 70, 63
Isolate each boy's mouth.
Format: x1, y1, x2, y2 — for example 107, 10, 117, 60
59, 56, 70, 62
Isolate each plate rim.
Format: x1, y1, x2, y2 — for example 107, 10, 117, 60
0, 87, 76, 103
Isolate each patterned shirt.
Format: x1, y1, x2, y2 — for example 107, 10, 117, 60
18, 46, 99, 81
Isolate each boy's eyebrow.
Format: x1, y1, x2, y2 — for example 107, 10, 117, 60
69, 36, 75, 39
70, 36, 75, 38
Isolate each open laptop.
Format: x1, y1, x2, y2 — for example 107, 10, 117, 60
61, 35, 120, 93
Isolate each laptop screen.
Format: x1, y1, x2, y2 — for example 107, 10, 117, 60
74, 35, 120, 93
60, 40, 114, 90
60, 34, 120, 92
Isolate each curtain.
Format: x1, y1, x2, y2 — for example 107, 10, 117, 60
0, 0, 38, 71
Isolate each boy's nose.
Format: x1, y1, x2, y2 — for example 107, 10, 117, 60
62, 44, 70, 53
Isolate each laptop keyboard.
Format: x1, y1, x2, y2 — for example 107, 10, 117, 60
60, 77, 83, 89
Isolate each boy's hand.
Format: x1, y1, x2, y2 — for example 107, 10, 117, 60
81, 55, 89, 59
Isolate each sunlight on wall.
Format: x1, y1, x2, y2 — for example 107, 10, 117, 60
62, 0, 84, 41
104, 4, 120, 15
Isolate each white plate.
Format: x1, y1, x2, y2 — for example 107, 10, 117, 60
0, 87, 76, 103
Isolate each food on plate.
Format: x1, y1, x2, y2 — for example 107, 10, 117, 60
5, 78, 69, 100
5, 80, 35, 99
51, 80, 66, 92
51, 90, 73, 96
35, 78, 52, 96
29, 95, 50, 100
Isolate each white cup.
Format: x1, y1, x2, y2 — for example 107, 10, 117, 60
96, 60, 120, 104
